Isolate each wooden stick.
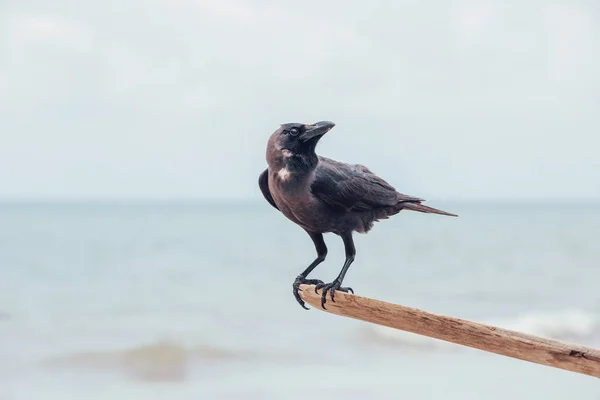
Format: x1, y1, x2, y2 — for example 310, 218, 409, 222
298, 284, 600, 378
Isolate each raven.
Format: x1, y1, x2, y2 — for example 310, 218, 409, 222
258, 121, 457, 310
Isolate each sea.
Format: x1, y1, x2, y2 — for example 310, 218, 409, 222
1, 201, 599, 399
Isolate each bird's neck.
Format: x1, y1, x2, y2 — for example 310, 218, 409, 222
268, 148, 318, 183
284, 151, 318, 174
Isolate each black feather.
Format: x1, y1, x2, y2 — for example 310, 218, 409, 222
310, 157, 423, 213
258, 169, 279, 210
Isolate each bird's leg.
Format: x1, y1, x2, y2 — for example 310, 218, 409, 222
293, 231, 327, 310
315, 231, 355, 309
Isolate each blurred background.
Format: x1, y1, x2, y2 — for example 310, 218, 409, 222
1, 0, 599, 399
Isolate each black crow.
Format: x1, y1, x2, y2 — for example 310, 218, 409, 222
258, 121, 457, 310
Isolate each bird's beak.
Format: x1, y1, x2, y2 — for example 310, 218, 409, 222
300, 121, 335, 142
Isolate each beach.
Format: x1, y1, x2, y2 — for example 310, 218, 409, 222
1, 201, 599, 399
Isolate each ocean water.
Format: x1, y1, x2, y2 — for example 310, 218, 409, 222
0, 201, 599, 399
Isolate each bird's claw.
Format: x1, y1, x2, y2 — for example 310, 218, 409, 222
314, 280, 354, 309
293, 275, 324, 310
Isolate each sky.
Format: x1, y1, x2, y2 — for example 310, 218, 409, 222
1, 0, 599, 201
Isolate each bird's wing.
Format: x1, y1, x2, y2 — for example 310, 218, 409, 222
310, 157, 423, 212
258, 168, 279, 210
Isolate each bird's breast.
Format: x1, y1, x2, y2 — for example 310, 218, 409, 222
268, 169, 321, 230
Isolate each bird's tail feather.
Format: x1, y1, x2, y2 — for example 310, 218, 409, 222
401, 202, 458, 217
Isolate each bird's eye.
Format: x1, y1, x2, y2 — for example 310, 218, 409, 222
289, 128, 299, 136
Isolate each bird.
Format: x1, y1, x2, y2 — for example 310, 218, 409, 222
258, 121, 457, 310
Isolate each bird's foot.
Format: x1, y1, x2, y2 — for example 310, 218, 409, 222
314, 280, 354, 309
293, 275, 325, 310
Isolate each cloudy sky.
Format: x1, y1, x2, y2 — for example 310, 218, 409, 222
1, 0, 599, 201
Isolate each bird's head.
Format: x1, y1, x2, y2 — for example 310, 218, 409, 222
268, 121, 335, 156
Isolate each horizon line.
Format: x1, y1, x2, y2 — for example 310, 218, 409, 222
1, 197, 599, 205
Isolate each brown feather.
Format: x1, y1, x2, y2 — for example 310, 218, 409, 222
401, 202, 458, 217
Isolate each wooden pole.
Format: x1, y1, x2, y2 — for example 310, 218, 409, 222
298, 284, 600, 378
